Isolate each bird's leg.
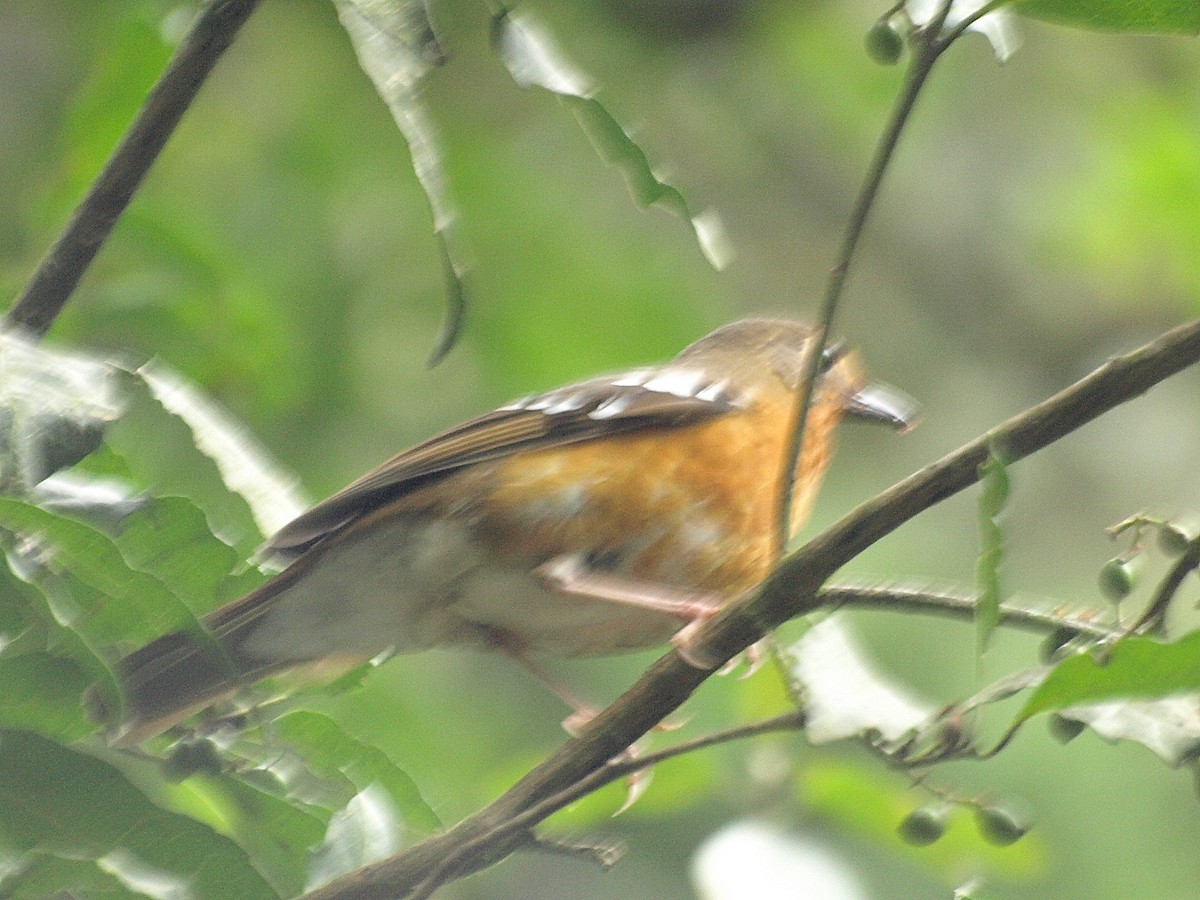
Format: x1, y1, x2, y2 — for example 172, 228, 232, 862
535, 555, 728, 670
491, 629, 657, 813
485, 627, 598, 732
534, 555, 721, 620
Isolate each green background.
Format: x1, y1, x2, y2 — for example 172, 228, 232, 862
2, 1, 1199, 897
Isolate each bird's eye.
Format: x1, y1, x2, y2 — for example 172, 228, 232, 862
819, 342, 846, 374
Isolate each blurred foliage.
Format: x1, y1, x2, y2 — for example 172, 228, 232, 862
1, 1, 1200, 898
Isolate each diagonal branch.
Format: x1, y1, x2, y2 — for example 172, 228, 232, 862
304, 317, 1200, 899
5, 0, 262, 338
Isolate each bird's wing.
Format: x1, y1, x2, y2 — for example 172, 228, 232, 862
264, 367, 746, 556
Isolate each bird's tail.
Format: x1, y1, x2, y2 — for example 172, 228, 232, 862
87, 546, 365, 745
84, 621, 280, 747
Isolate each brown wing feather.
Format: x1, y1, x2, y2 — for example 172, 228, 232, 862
264, 370, 743, 556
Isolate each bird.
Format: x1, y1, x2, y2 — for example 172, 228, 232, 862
91, 318, 915, 745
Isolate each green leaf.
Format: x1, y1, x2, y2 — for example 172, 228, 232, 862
0, 730, 277, 899
106, 370, 262, 556
0, 497, 208, 648
332, 0, 467, 365
1012, 0, 1200, 34
1016, 631, 1200, 724
491, 7, 731, 270
0, 538, 118, 712
0, 495, 238, 731
0, 653, 92, 741
274, 710, 441, 832
165, 771, 329, 898
975, 448, 1009, 657
113, 496, 265, 611
0, 853, 136, 899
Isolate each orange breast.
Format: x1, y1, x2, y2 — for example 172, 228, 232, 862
480, 390, 844, 598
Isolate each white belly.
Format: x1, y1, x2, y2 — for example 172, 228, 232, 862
237, 516, 685, 664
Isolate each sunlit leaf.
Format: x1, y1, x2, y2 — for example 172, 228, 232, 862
332, 0, 467, 365
691, 820, 866, 900
1011, 0, 1200, 34
137, 359, 307, 542
29, 471, 146, 532
907, 1, 1023, 61
0, 331, 123, 490
1060, 695, 1200, 766
491, 7, 732, 270
274, 709, 440, 831
1016, 631, 1200, 724
782, 615, 934, 745
306, 784, 402, 890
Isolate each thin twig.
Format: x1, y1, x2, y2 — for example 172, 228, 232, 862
1125, 539, 1200, 635
405, 712, 806, 899
5, 0, 262, 337
304, 319, 1200, 899
775, 0, 953, 559
820, 584, 1117, 641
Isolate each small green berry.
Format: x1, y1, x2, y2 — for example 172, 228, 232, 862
865, 20, 904, 66
1098, 557, 1139, 603
975, 804, 1029, 846
898, 805, 947, 846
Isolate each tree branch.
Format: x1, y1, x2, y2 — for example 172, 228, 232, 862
304, 318, 1200, 898
4, 0, 262, 337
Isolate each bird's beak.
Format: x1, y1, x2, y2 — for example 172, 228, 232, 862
845, 382, 919, 433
